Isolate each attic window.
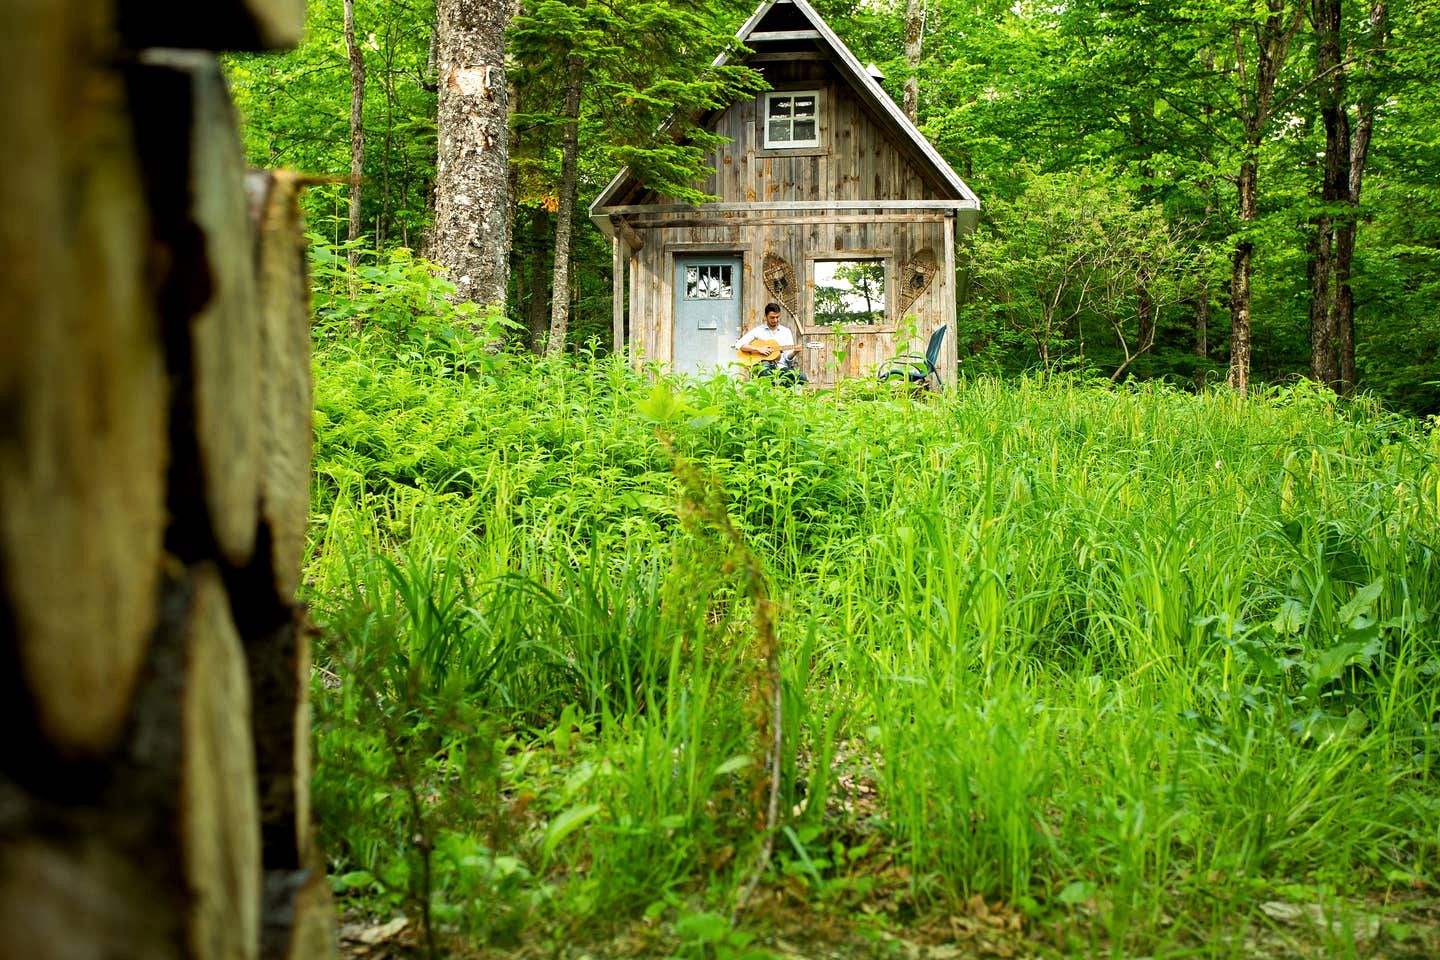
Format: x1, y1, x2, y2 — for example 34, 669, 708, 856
764, 91, 820, 148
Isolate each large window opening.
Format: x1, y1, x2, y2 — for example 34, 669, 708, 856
812, 259, 886, 326
764, 91, 820, 148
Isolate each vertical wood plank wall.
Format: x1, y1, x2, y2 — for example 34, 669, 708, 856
677, 61, 947, 206
620, 59, 965, 387
627, 215, 955, 387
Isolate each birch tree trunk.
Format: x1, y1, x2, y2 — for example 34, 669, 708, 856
545, 53, 584, 358
1226, 2, 1304, 394
433, 0, 513, 311
343, 0, 366, 264
1228, 158, 1259, 394
903, 0, 923, 122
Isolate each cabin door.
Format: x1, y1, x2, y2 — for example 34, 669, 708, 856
672, 256, 742, 375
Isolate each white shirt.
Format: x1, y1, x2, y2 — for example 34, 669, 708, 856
735, 322, 796, 350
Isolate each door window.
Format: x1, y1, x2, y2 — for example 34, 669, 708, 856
685, 264, 733, 300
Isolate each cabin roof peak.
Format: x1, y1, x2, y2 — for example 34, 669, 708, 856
590, 0, 979, 216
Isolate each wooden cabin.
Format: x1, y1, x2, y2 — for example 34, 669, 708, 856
589, 0, 980, 388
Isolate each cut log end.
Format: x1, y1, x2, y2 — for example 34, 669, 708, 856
117, 1, 307, 51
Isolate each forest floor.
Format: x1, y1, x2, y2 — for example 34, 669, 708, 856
337, 888, 1440, 959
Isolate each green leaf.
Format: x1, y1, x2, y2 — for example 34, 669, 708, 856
336, 870, 374, 891
675, 910, 730, 945
1338, 578, 1385, 625
491, 856, 527, 880
1271, 598, 1308, 636
1234, 637, 1286, 677
543, 803, 601, 861
713, 754, 753, 776
1058, 880, 1097, 905
637, 382, 685, 424
1306, 640, 1373, 688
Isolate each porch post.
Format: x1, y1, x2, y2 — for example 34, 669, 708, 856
612, 234, 624, 353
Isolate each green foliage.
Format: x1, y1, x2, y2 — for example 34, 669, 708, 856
306, 306, 1440, 953
225, 0, 437, 248
962, 165, 1207, 378
509, 0, 763, 204
812, 0, 1440, 410
309, 236, 520, 366
228, 0, 1440, 404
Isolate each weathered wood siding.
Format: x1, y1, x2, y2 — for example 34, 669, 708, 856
622, 58, 960, 387
625, 212, 957, 387
638, 60, 946, 207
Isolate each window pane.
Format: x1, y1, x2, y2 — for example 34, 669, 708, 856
687, 264, 732, 300
766, 92, 820, 146
812, 260, 886, 326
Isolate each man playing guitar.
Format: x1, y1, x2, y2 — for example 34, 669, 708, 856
735, 302, 808, 385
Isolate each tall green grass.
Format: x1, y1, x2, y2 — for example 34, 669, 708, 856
308, 332, 1440, 955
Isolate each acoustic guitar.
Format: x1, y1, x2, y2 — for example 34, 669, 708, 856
736, 339, 803, 366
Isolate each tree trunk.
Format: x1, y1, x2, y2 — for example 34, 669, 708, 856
1228, 159, 1258, 394
903, 0, 923, 122
545, 53, 584, 358
433, 0, 513, 311
1334, 0, 1387, 394
1136, 280, 1155, 356
1307, 0, 1345, 389
1226, 3, 1304, 394
526, 205, 551, 353
343, 0, 366, 264
1334, 114, 1368, 393
0, 3, 332, 957
1194, 283, 1209, 358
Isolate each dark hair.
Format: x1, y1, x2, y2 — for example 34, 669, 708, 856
764, 302, 782, 315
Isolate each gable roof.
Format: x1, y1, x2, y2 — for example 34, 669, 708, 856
589, 0, 979, 217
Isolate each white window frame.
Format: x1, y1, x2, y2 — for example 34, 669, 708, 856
803, 251, 896, 333
762, 90, 821, 149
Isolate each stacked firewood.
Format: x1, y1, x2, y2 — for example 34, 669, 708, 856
0, 2, 333, 958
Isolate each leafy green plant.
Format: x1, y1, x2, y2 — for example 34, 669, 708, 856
305, 320, 1440, 956
309, 236, 520, 362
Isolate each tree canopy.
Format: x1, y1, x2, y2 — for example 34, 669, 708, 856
225, 0, 1440, 413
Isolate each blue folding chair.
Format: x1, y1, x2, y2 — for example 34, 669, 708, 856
877, 324, 947, 391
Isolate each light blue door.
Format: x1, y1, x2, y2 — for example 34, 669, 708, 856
673, 257, 742, 375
